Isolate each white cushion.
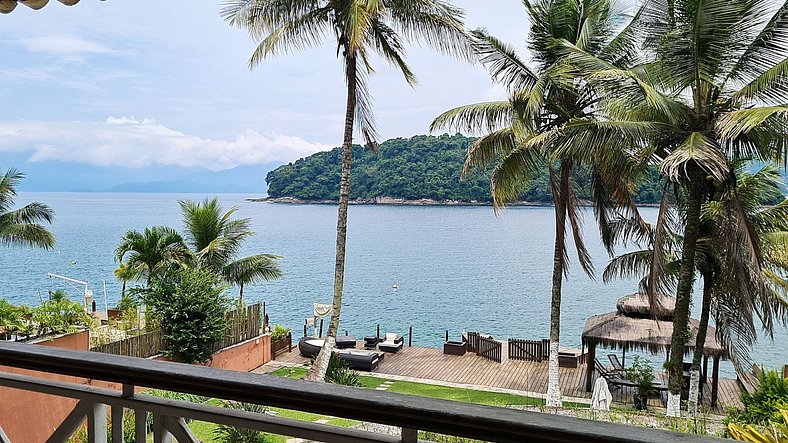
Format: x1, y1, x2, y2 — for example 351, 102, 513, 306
385, 333, 397, 341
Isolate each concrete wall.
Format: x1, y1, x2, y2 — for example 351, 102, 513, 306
0, 332, 272, 442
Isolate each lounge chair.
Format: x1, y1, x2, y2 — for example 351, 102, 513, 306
335, 335, 357, 349
298, 337, 324, 358
336, 349, 382, 371
363, 336, 379, 349
595, 359, 637, 389
608, 354, 627, 375
378, 333, 404, 353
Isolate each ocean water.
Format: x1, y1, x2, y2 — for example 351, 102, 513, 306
1, 193, 785, 377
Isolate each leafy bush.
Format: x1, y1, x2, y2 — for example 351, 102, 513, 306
0, 299, 26, 338
31, 298, 93, 337
144, 267, 230, 364
728, 370, 788, 426
728, 409, 788, 442
325, 353, 360, 387
419, 433, 484, 443
626, 356, 657, 397
271, 324, 291, 341
214, 401, 270, 443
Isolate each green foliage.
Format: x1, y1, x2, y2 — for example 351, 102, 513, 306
626, 356, 657, 397
144, 267, 231, 364
48, 290, 67, 301
728, 409, 788, 442
0, 168, 55, 249
324, 353, 361, 387
213, 401, 270, 443
31, 298, 92, 337
266, 135, 667, 204
728, 371, 788, 426
270, 324, 291, 341
0, 299, 27, 338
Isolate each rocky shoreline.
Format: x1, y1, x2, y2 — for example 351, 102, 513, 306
246, 196, 554, 206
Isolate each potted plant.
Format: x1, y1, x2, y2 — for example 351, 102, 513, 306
627, 356, 656, 410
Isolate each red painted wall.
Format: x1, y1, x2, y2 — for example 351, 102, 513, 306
0, 333, 272, 442
0, 331, 91, 443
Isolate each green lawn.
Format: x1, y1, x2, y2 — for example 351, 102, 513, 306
267, 366, 569, 408
185, 366, 587, 441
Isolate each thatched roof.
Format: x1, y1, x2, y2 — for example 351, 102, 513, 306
582, 311, 727, 358
616, 292, 675, 320
0, 0, 84, 14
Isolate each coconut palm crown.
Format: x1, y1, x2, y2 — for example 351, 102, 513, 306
431, 0, 646, 407
0, 168, 55, 250
179, 197, 282, 302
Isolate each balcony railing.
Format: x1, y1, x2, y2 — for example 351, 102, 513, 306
0, 341, 723, 443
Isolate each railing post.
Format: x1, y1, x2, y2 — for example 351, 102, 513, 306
134, 409, 147, 443
401, 428, 418, 443
152, 414, 172, 443
87, 403, 107, 443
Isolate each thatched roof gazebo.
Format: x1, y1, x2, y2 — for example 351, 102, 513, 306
582, 293, 728, 406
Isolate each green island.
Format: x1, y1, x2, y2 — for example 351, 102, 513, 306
265, 134, 668, 205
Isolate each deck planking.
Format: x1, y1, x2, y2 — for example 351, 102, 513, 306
267, 340, 743, 413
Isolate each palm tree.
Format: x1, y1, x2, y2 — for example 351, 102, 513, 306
559, 0, 788, 414
604, 164, 788, 415
115, 226, 191, 286
113, 262, 138, 298
431, 0, 643, 407
221, 0, 470, 381
179, 197, 283, 304
0, 168, 55, 249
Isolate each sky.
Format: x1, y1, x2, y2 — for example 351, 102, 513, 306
0, 0, 528, 171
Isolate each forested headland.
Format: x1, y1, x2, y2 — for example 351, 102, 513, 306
266, 134, 704, 205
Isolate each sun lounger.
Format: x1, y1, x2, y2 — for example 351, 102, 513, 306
608, 354, 626, 375
378, 333, 403, 353
595, 358, 637, 389
336, 349, 382, 371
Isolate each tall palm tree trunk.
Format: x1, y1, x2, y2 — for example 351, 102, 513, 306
306, 51, 357, 382
546, 162, 570, 408
688, 273, 712, 417
666, 171, 704, 416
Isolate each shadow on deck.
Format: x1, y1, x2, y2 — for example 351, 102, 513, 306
262, 340, 743, 414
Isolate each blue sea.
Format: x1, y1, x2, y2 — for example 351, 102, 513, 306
1, 193, 785, 377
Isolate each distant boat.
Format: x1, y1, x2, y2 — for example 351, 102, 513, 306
392, 283, 398, 290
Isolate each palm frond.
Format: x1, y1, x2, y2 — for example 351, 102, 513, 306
429, 101, 513, 135
470, 28, 538, 92
660, 132, 730, 183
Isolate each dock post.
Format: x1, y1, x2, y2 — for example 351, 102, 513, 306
445, 330, 448, 342
376, 324, 380, 340
319, 319, 324, 337
409, 326, 412, 347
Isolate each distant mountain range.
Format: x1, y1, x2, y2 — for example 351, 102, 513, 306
1, 153, 281, 194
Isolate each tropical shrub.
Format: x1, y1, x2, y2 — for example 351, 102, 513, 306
324, 353, 360, 387
728, 409, 788, 443
728, 371, 788, 426
270, 324, 291, 341
627, 356, 657, 397
31, 298, 93, 337
0, 299, 25, 338
144, 267, 230, 364
213, 401, 270, 443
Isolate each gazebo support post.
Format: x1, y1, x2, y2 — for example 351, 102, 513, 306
703, 356, 708, 379
712, 356, 720, 407
622, 347, 626, 367
585, 343, 596, 392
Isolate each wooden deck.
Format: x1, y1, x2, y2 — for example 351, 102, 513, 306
263, 341, 743, 414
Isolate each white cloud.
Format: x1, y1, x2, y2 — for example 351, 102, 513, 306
0, 118, 332, 170
19, 35, 116, 57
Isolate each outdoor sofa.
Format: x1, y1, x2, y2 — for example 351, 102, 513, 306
378, 333, 404, 353
336, 349, 383, 371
